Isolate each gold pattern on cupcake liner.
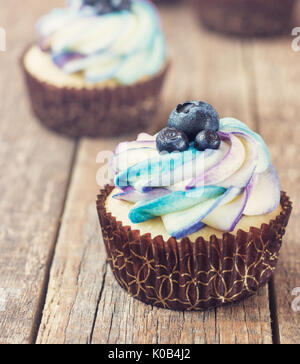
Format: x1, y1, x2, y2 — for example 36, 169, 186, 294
97, 186, 292, 311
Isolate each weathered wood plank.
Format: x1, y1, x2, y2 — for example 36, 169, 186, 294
36, 139, 116, 344
251, 38, 300, 344
92, 271, 271, 344
38, 4, 273, 344
0, 0, 75, 344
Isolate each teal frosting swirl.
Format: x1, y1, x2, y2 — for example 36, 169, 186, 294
112, 118, 281, 239
37, 0, 166, 85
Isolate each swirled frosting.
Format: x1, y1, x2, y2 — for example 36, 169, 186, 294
37, 0, 166, 85
112, 118, 281, 239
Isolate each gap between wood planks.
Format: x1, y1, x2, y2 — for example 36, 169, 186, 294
88, 261, 108, 344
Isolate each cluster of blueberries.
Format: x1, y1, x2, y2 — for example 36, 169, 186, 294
156, 101, 221, 153
84, 0, 132, 14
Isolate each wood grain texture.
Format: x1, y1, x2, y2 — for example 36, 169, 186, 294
0, 0, 75, 344
36, 139, 114, 344
251, 37, 300, 344
91, 269, 271, 344
37, 3, 273, 344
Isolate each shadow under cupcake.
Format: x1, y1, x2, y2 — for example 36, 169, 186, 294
22, 0, 169, 138
97, 101, 292, 311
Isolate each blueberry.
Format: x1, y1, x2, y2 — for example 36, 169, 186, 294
111, 0, 131, 11
194, 130, 221, 151
156, 127, 189, 153
95, 1, 113, 14
167, 101, 220, 141
84, 0, 99, 5
84, 0, 131, 14
84, 0, 111, 13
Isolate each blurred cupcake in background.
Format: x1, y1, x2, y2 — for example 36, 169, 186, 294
22, 0, 169, 137
195, 0, 296, 37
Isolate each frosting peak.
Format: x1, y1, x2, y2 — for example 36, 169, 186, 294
37, 0, 166, 85
112, 118, 280, 238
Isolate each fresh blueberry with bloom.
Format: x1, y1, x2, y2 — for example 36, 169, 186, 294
167, 101, 220, 141
194, 129, 221, 151
84, 0, 132, 14
156, 101, 221, 153
156, 127, 190, 153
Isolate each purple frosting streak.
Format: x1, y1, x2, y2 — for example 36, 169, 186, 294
186, 132, 232, 190
52, 52, 85, 69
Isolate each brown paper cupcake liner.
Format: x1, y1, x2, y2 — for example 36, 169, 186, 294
21, 48, 169, 138
97, 185, 292, 311
194, 0, 296, 37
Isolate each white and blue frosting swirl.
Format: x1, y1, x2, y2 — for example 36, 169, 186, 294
112, 118, 281, 239
37, 0, 166, 85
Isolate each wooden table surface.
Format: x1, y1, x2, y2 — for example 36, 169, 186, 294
0, 0, 299, 344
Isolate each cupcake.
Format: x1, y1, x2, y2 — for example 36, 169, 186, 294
97, 101, 292, 311
195, 0, 296, 37
22, 0, 169, 137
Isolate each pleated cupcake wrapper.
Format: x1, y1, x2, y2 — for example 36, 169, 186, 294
194, 0, 296, 37
97, 186, 292, 311
21, 47, 170, 138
